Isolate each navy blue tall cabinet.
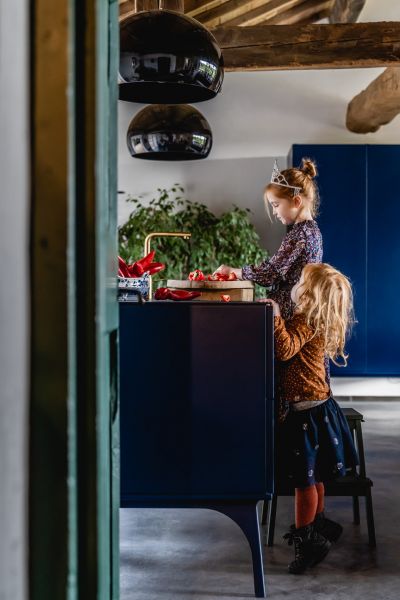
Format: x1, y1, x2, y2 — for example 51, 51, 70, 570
292, 144, 400, 376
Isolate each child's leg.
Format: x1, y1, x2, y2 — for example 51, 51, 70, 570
285, 485, 330, 574
315, 481, 325, 514
295, 485, 318, 528
314, 481, 343, 543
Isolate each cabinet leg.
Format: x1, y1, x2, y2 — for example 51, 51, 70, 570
211, 501, 266, 598
261, 500, 268, 526
267, 495, 277, 547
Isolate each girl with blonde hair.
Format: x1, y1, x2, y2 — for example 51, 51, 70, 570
266, 263, 358, 575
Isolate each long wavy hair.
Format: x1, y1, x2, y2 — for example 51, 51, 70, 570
295, 263, 355, 367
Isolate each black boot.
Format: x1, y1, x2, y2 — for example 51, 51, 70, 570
290, 512, 343, 543
314, 511, 343, 543
283, 523, 331, 574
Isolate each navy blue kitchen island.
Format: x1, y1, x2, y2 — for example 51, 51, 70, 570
120, 302, 275, 597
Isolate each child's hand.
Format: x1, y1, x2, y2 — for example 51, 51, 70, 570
258, 298, 281, 317
213, 264, 232, 276
213, 265, 243, 279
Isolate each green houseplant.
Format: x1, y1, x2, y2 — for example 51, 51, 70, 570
118, 185, 268, 291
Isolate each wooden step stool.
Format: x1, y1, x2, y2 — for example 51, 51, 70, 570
262, 407, 376, 547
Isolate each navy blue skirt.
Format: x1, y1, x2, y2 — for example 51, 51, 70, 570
276, 397, 359, 488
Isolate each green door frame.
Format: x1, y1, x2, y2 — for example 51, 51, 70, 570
30, 1, 119, 598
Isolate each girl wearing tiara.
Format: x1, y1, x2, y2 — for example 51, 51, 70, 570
265, 264, 358, 574
215, 157, 330, 412
215, 157, 322, 321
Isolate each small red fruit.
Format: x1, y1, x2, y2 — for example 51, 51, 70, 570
221, 294, 231, 302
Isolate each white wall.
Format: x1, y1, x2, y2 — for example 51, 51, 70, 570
0, 0, 29, 598
118, 152, 288, 255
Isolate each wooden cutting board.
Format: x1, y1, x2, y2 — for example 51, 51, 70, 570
166, 279, 254, 301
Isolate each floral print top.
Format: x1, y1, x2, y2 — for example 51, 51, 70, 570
242, 220, 323, 320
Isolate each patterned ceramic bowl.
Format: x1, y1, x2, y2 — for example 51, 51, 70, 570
118, 273, 149, 301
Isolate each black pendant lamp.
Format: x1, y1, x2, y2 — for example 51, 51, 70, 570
127, 104, 212, 160
119, 9, 224, 104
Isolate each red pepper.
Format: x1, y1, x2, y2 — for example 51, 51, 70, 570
127, 255, 165, 277
221, 294, 231, 302
169, 289, 201, 301
128, 262, 145, 277
188, 269, 205, 281
118, 256, 131, 278
207, 274, 219, 281
154, 287, 201, 301
154, 287, 170, 300
134, 250, 156, 272
146, 262, 165, 276
216, 273, 235, 281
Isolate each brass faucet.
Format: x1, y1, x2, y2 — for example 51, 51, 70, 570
144, 232, 191, 299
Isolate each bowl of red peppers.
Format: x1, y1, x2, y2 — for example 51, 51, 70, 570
118, 251, 165, 302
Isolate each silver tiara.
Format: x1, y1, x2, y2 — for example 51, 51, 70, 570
270, 159, 301, 195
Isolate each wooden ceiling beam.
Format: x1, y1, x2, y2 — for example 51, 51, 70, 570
119, 0, 158, 19
329, 0, 366, 23
203, 0, 307, 27
185, 0, 299, 28
159, 0, 184, 11
187, 0, 274, 28
211, 22, 400, 71
184, 0, 230, 17
346, 67, 400, 133
119, 0, 184, 21
295, 9, 332, 26
261, 0, 333, 25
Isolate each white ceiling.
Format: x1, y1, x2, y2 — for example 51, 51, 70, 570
118, 0, 400, 162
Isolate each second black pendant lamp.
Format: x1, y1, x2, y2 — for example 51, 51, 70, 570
127, 104, 212, 160
119, 8, 224, 104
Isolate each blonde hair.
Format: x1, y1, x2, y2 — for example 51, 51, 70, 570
264, 157, 320, 219
295, 263, 355, 367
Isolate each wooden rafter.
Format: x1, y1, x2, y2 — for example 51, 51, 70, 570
346, 67, 400, 133
120, 0, 335, 26
185, 0, 231, 17
159, 0, 184, 10
219, 0, 332, 27
119, 0, 183, 19
263, 0, 332, 25
120, 0, 157, 18
331, 0, 399, 134
212, 22, 400, 71
329, 0, 366, 23
186, 0, 302, 28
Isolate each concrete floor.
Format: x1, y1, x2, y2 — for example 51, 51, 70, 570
120, 401, 400, 599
